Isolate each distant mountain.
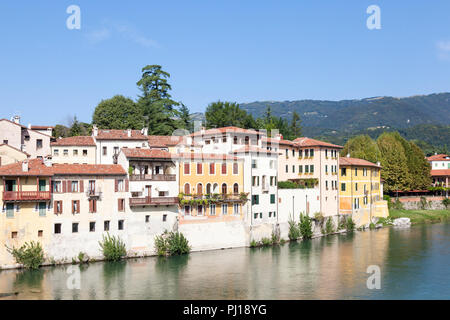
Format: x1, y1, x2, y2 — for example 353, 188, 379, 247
240, 93, 450, 133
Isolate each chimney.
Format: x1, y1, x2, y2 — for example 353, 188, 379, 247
28, 123, 31, 129
142, 127, 148, 136
22, 160, 28, 172
93, 125, 98, 137
376, 161, 381, 166
187, 136, 193, 145
12, 115, 20, 124
346, 154, 350, 158
200, 127, 205, 135
127, 129, 132, 137
44, 156, 52, 167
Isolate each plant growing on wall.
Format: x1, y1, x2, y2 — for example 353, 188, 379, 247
325, 217, 335, 234
443, 198, 450, 209
288, 216, 300, 241
346, 217, 356, 231
6, 241, 44, 270
154, 231, 191, 257
99, 233, 127, 261
299, 213, 313, 240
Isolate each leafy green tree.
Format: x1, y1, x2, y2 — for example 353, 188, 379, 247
53, 124, 70, 138
69, 116, 83, 136
290, 111, 302, 139
177, 103, 193, 132
205, 101, 256, 129
136, 65, 180, 135
341, 135, 381, 163
93, 95, 143, 129
377, 132, 411, 192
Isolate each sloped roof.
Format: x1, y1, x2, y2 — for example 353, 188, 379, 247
51, 136, 96, 146
0, 119, 52, 138
0, 144, 30, 156
262, 137, 296, 146
95, 129, 147, 140
339, 157, 381, 168
52, 164, 126, 176
427, 154, 450, 161
121, 148, 174, 159
430, 169, 450, 177
0, 159, 54, 176
31, 125, 54, 130
293, 137, 343, 149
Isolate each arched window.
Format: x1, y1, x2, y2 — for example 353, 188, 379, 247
184, 183, 190, 195
222, 183, 227, 195
233, 183, 239, 194
206, 183, 211, 195
213, 183, 219, 193
197, 183, 203, 195
233, 162, 239, 175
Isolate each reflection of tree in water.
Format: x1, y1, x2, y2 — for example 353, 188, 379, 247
102, 261, 127, 299
14, 269, 44, 289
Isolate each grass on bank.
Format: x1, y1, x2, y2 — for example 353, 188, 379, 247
388, 209, 450, 225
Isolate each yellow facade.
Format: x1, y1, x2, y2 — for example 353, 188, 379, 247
177, 157, 246, 224
0, 176, 52, 266
339, 161, 388, 226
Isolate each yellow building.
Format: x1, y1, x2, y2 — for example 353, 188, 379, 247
177, 153, 247, 224
0, 159, 53, 267
339, 157, 388, 226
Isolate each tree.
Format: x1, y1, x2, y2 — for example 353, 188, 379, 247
341, 135, 381, 163
53, 124, 70, 138
136, 65, 180, 135
205, 101, 256, 129
290, 111, 302, 139
177, 103, 193, 132
69, 116, 83, 136
93, 95, 143, 130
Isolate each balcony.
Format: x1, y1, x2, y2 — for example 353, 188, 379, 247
3, 191, 51, 202
86, 189, 102, 198
181, 193, 249, 204
129, 174, 176, 181
129, 196, 179, 206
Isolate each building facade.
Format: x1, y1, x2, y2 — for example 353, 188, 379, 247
51, 136, 97, 164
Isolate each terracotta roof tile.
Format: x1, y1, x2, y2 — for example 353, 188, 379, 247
52, 164, 126, 176
0, 159, 54, 176
339, 157, 381, 168
0, 119, 52, 138
294, 137, 343, 149
427, 154, 450, 161
430, 169, 450, 176
31, 125, 54, 130
262, 137, 296, 146
51, 136, 96, 146
95, 129, 147, 140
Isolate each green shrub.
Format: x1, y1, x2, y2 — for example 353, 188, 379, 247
419, 196, 429, 210
154, 231, 191, 256
325, 217, 335, 234
6, 241, 44, 269
271, 232, 280, 245
99, 233, 127, 261
369, 223, 376, 230
442, 198, 450, 209
288, 218, 300, 241
299, 213, 313, 240
278, 181, 300, 189
250, 240, 259, 248
383, 195, 392, 209
78, 252, 89, 264
346, 217, 356, 231
392, 198, 404, 210
261, 237, 272, 246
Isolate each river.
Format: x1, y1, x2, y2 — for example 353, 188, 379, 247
0, 222, 449, 300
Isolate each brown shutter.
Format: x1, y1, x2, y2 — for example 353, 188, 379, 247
93, 199, 97, 213
115, 179, 118, 192
71, 200, 75, 214
63, 180, 67, 193
54, 201, 57, 214
118, 199, 121, 211
125, 179, 129, 192
89, 199, 93, 213
77, 200, 80, 213
79, 180, 84, 193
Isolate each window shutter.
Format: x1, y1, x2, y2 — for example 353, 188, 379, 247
79, 180, 84, 193
72, 201, 75, 214
125, 179, 129, 192
93, 199, 97, 213
54, 201, 57, 214
62, 180, 67, 193
115, 179, 118, 192
77, 201, 80, 213
89, 199, 93, 213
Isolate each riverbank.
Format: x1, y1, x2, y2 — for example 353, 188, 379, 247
388, 209, 450, 224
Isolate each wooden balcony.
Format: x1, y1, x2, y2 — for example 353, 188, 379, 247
3, 191, 51, 202
182, 193, 248, 203
129, 196, 179, 206
129, 174, 176, 181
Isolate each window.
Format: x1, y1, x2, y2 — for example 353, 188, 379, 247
104, 220, 110, 231
54, 200, 62, 214
354, 198, 360, 209
184, 183, 190, 195
118, 220, 124, 230
233, 136, 238, 144
197, 205, 203, 216
305, 149, 309, 157
325, 149, 328, 158
221, 163, 227, 174
310, 165, 314, 173
89, 222, 95, 232
363, 168, 368, 176
118, 198, 125, 211
305, 165, 309, 173
54, 223, 61, 234
233, 183, 239, 194
341, 168, 347, 176
89, 199, 97, 213
355, 183, 358, 191
53, 181, 62, 193
102, 146, 107, 156
73, 149, 78, 156
325, 165, 328, 173
354, 168, 358, 176
292, 149, 295, 157
299, 150, 302, 157
3, 140, 8, 145
222, 135, 227, 143
38, 230, 43, 237
341, 183, 346, 191
254, 213, 259, 219
206, 183, 212, 195
184, 206, 191, 215
39, 202, 46, 216
222, 183, 227, 194
54, 149, 59, 156
298, 165, 303, 174
197, 183, 203, 195
117, 179, 124, 192
36, 139, 43, 149
63, 149, 68, 156
209, 163, 215, 174
184, 163, 190, 174
11, 231, 18, 239
209, 204, 216, 215
270, 194, 276, 204
71, 200, 79, 214
310, 149, 314, 157
326, 181, 329, 190
292, 165, 295, 173
197, 162, 203, 175
222, 204, 228, 215
71, 181, 79, 192
72, 223, 79, 233
233, 162, 239, 174
83, 149, 88, 156
163, 214, 167, 222
114, 147, 119, 155
285, 149, 289, 157
145, 215, 150, 223
233, 204, 239, 215
252, 195, 259, 205
285, 165, 288, 173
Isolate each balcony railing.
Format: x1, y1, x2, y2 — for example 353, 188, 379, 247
129, 196, 179, 206
129, 174, 176, 181
182, 193, 248, 203
86, 189, 102, 198
3, 191, 51, 201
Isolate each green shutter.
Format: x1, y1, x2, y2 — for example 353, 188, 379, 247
6, 203, 14, 218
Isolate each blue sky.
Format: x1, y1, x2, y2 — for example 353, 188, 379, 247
1, 1, 450, 126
